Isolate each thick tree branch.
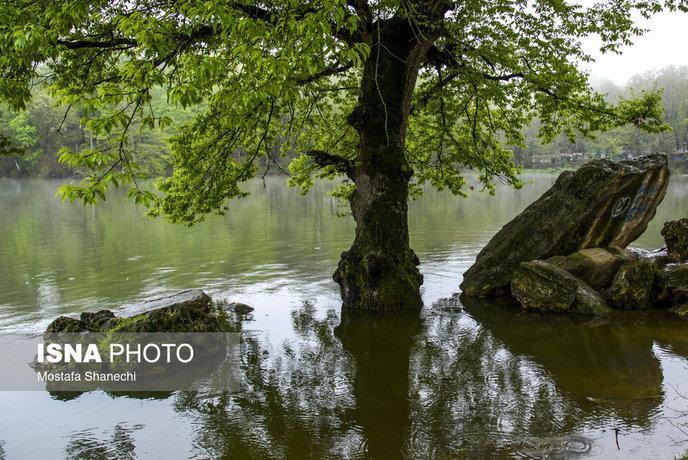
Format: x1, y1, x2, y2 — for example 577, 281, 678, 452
297, 62, 353, 86
306, 149, 355, 176
56, 38, 137, 49
411, 70, 459, 113
57, 25, 216, 52
346, 0, 373, 42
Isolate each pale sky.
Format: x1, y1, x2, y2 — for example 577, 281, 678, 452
581, 10, 688, 86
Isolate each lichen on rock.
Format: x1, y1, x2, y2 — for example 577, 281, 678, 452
546, 247, 630, 291
661, 218, 688, 262
610, 259, 656, 310
511, 260, 612, 315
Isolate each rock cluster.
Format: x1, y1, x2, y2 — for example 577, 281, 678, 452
45, 289, 240, 333
511, 240, 687, 316
460, 153, 669, 297
461, 153, 688, 317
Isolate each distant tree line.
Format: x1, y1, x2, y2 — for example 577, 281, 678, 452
515, 66, 688, 169
0, 86, 192, 178
2, 66, 688, 178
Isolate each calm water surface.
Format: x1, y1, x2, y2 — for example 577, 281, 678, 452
0, 173, 687, 459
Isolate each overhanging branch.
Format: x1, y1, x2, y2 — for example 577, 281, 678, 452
306, 149, 355, 176
56, 38, 137, 49
297, 63, 353, 86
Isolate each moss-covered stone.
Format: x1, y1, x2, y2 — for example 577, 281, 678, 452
44, 289, 238, 334
546, 247, 630, 291
461, 154, 670, 297
79, 310, 117, 331
610, 259, 656, 310
511, 260, 612, 315
228, 302, 254, 316
661, 218, 688, 262
44, 316, 89, 333
656, 263, 688, 307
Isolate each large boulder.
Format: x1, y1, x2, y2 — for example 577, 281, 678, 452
44, 289, 231, 333
461, 154, 669, 297
545, 247, 630, 291
511, 260, 612, 315
661, 218, 688, 262
610, 259, 656, 310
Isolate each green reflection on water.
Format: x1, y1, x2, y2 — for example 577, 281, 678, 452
166, 300, 688, 459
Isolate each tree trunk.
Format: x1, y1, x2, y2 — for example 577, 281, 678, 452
334, 161, 423, 310
334, 18, 433, 311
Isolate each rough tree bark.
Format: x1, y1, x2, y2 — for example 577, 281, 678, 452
333, 15, 438, 311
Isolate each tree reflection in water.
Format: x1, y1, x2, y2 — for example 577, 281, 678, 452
172, 298, 688, 459
64, 423, 140, 460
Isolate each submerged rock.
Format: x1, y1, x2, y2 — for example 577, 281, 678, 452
44, 289, 230, 334
546, 247, 630, 291
511, 260, 611, 315
461, 154, 669, 297
661, 219, 688, 262
610, 259, 656, 310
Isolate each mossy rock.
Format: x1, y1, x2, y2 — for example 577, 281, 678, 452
461, 154, 669, 297
546, 247, 630, 291
511, 260, 612, 315
656, 263, 688, 307
610, 259, 656, 310
661, 218, 688, 262
44, 290, 237, 334
228, 302, 254, 316
44, 316, 90, 333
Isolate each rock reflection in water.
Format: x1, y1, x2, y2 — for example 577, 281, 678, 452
461, 296, 671, 424
170, 299, 688, 458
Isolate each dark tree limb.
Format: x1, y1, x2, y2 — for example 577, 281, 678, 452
306, 149, 355, 177
56, 38, 137, 49
297, 62, 353, 86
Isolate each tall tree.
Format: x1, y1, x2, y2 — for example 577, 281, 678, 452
0, 0, 681, 310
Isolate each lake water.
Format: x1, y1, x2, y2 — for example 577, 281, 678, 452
0, 174, 687, 459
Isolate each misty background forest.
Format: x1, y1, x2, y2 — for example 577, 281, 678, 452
2, 65, 688, 179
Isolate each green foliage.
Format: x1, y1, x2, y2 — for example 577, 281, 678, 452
520, 66, 688, 165
1, 0, 686, 221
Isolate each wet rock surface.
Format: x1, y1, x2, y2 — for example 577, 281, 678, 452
661, 218, 688, 262
656, 263, 688, 307
545, 247, 630, 291
228, 302, 254, 316
461, 154, 669, 297
44, 289, 236, 333
610, 259, 656, 310
511, 260, 611, 315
